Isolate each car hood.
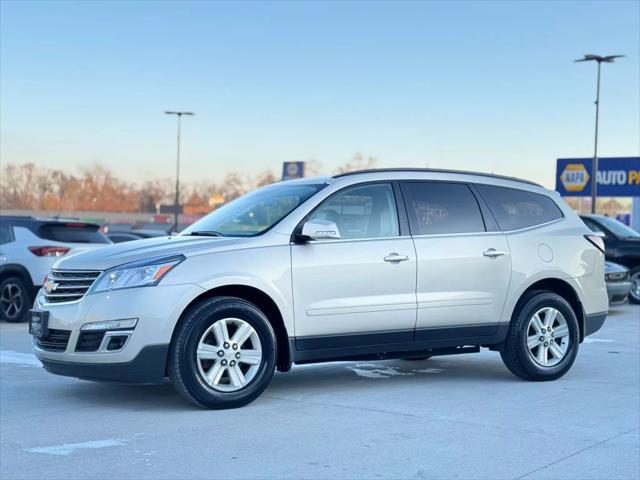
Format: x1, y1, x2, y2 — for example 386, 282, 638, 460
53, 235, 250, 271
605, 261, 629, 274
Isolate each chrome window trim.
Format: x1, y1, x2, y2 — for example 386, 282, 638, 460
290, 235, 408, 246
409, 217, 565, 239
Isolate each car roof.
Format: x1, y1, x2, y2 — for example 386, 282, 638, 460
332, 168, 542, 187
0, 216, 101, 228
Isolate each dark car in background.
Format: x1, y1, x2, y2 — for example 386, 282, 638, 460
605, 261, 632, 304
581, 214, 640, 304
106, 229, 168, 243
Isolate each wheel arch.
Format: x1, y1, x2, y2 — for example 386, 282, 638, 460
511, 277, 586, 342
170, 284, 293, 372
0, 264, 33, 285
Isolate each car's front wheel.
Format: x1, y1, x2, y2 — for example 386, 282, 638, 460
629, 268, 640, 305
169, 296, 277, 409
500, 291, 579, 381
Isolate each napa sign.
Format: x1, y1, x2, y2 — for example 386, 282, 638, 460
556, 157, 640, 197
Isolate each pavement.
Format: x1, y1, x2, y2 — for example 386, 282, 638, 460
1, 303, 638, 480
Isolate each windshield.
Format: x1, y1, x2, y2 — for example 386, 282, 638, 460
181, 183, 325, 237
595, 216, 640, 238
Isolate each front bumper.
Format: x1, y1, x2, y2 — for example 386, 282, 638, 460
32, 283, 205, 381
606, 281, 631, 304
39, 344, 169, 384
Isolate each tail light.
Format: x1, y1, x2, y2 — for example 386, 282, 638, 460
29, 246, 71, 257
584, 235, 605, 253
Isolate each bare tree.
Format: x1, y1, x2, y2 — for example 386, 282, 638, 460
334, 153, 378, 174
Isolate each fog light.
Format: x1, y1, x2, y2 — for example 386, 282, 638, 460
80, 319, 138, 331
107, 335, 128, 351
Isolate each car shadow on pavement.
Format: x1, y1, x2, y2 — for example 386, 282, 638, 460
48, 355, 516, 411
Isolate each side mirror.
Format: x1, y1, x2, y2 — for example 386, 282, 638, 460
299, 219, 341, 241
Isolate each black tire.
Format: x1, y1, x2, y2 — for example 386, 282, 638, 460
402, 356, 432, 361
0, 276, 31, 323
168, 296, 277, 409
628, 267, 640, 305
500, 291, 580, 381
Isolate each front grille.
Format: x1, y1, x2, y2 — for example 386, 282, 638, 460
75, 331, 105, 352
44, 270, 101, 303
35, 329, 71, 352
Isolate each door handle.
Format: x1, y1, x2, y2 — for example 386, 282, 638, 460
384, 253, 410, 263
483, 248, 507, 258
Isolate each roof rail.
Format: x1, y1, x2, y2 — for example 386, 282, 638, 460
332, 168, 542, 187
0, 215, 35, 220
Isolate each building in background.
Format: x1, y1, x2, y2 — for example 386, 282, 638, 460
556, 157, 640, 230
282, 161, 305, 181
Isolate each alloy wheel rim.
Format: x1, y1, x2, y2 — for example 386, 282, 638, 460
526, 307, 570, 367
630, 272, 640, 301
0, 283, 23, 319
196, 318, 263, 392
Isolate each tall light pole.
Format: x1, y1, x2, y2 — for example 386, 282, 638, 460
575, 54, 624, 213
165, 111, 194, 232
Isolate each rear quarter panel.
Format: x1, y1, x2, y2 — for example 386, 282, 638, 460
500, 215, 608, 324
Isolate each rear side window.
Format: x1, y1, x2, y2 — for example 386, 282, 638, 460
582, 218, 605, 234
475, 185, 563, 231
401, 182, 486, 235
38, 224, 110, 244
0, 223, 14, 244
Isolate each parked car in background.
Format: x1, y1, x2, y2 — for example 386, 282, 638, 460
0, 216, 111, 322
102, 223, 134, 232
580, 214, 640, 304
30, 169, 608, 409
107, 229, 168, 243
139, 222, 174, 233
605, 261, 631, 304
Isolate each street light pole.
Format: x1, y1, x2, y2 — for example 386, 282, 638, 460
575, 54, 623, 214
165, 111, 194, 232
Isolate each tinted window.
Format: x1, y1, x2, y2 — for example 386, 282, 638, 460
0, 223, 14, 244
309, 183, 399, 239
588, 215, 640, 238
402, 182, 485, 235
38, 224, 111, 243
582, 218, 605, 235
476, 185, 563, 231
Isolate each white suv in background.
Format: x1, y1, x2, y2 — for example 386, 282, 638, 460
0, 217, 111, 322
29, 170, 608, 409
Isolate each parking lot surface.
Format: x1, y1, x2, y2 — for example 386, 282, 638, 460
1, 304, 638, 480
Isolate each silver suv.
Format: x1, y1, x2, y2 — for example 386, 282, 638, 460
30, 169, 609, 409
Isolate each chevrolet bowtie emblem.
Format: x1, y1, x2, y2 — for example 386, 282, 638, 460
44, 279, 59, 293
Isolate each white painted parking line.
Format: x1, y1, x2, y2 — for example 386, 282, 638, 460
25, 438, 128, 456
0, 350, 41, 367
583, 338, 614, 343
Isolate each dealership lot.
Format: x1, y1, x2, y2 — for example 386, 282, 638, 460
1, 304, 638, 480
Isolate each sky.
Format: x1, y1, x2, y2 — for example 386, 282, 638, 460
1, 0, 639, 189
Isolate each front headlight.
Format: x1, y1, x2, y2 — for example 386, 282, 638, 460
90, 255, 184, 294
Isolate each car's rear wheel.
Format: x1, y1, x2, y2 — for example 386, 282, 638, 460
629, 268, 640, 305
500, 291, 579, 381
0, 276, 30, 323
168, 296, 277, 409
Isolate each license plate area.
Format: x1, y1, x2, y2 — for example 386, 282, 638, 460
29, 310, 49, 339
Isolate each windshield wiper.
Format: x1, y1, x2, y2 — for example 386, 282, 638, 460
187, 231, 225, 237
